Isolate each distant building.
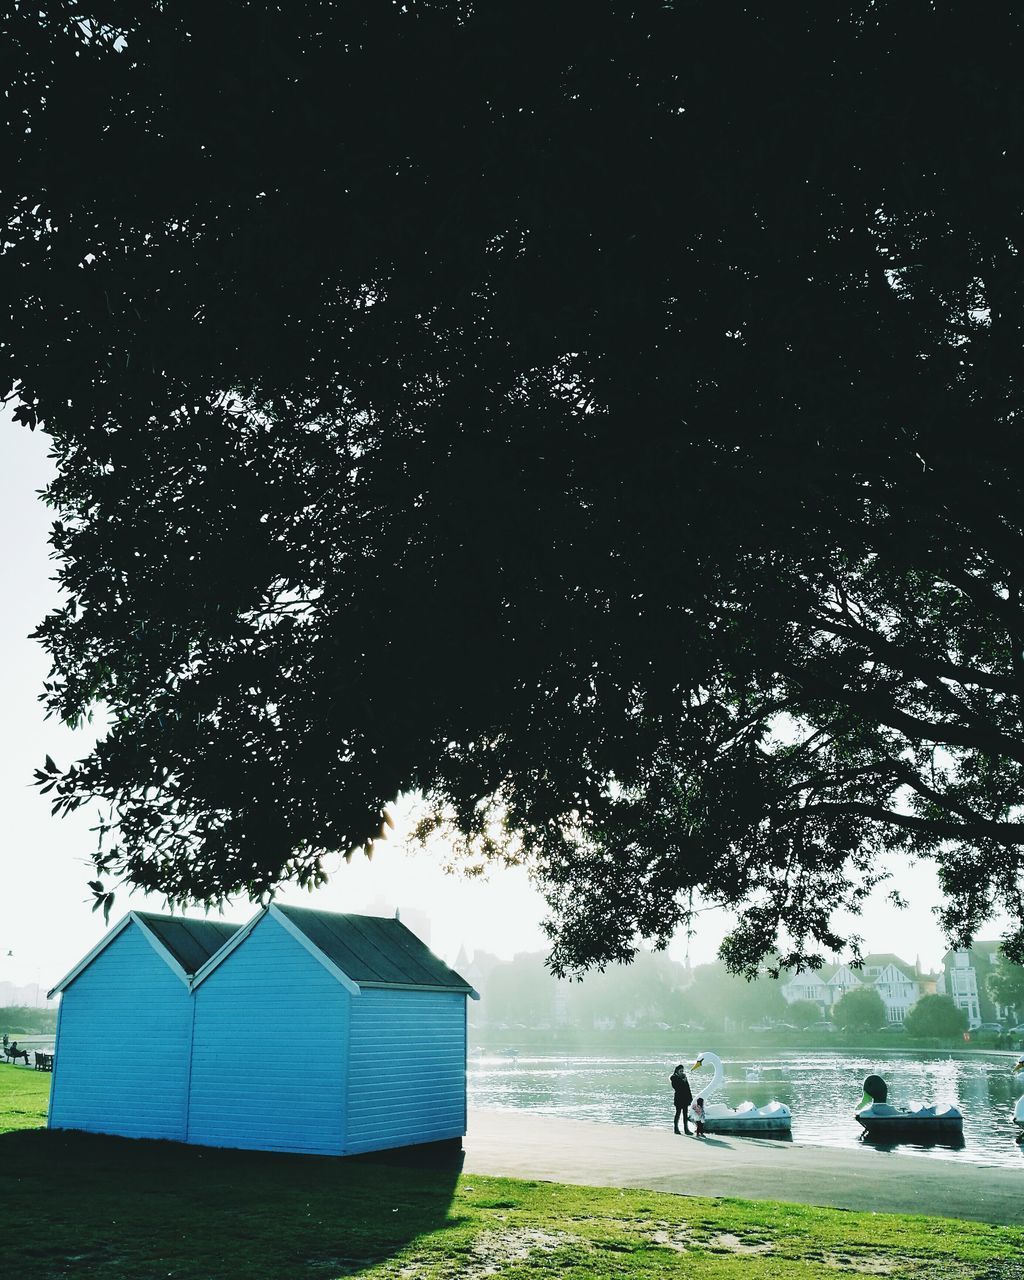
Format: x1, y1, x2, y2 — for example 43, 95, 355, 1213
455, 947, 503, 1004
858, 954, 922, 1024
917, 961, 940, 998
363, 898, 432, 945
936, 942, 1009, 1028
781, 953, 922, 1024
550, 978, 573, 1028
0, 980, 58, 1008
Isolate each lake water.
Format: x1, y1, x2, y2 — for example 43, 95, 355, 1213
468, 1048, 1024, 1170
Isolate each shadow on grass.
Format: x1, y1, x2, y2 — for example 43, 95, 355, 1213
0, 1127, 465, 1279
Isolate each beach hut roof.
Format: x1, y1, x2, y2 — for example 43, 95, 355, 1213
133, 913, 239, 976
193, 904, 479, 997
48, 911, 240, 997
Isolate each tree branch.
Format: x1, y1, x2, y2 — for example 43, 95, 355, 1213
810, 609, 1018, 695
794, 802, 1024, 843
780, 663, 1024, 766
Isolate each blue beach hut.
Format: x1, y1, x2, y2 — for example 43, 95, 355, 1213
186, 904, 478, 1155
46, 911, 238, 1141
47, 904, 478, 1157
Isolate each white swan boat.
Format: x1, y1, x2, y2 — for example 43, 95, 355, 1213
855, 1074, 963, 1139
1012, 1056, 1024, 1140
690, 1051, 792, 1135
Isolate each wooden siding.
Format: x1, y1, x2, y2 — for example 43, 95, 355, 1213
48, 922, 192, 1140
187, 913, 348, 1154
345, 988, 466, 1153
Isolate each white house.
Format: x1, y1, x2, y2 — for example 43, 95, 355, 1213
781, 953, 921, 1023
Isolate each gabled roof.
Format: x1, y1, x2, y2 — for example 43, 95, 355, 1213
273, 904, 479, 996
860, 953, 917, 976
827, 964, 862, 983
48, 911, 241, 997
133, 913, 239, 976
780, 969, 831, 986
191, 904, 479, 997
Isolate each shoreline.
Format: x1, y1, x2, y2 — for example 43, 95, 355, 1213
464, 1106, 1024, 1225
471, 1034, 1024, 1057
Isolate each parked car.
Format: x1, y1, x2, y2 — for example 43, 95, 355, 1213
974, 1022, 1003, 1034
878, 1023, 907, 1033
808, 1021, 835, 1033
1007, 1024, 1024, 1036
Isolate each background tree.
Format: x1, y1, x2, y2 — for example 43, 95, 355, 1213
480, 948, 691, 1030
478, 953, 555, 1029
904, 995, 969, 1039
6, 3, 1024, 974
785, 1000, 824, 1030
686, 963, 786, 1033
832, 988, 887, 1035
568, 951, 689, 1031
986, 954, 1024, 1023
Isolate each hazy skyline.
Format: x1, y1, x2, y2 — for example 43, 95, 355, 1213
1, 405, 1004, 994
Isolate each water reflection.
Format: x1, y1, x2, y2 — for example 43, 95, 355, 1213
468, 1049, 1024, 1169
861, 1134, 966, 1154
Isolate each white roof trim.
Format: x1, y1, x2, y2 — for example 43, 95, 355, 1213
132, 912, 191, 989
47, 912, 135, 998
268, 904, 362, 996
47, 911, 194, 997
190, 907, 267, 990
359, 981, 480, 1000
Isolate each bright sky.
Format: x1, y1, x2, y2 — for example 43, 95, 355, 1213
0, 406, 997, 998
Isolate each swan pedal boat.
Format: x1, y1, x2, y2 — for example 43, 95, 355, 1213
1012, 1055, 1024, 1139
855, 1074, 962, 1139
701, 1099, 793, 1134
690, 1052, 792, 1135
855, 1103, 964, 1138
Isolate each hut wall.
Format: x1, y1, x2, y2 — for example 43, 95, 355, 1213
187, 914, 348, 1154
345, 988, 467, 1153
48, 922, 192, 1140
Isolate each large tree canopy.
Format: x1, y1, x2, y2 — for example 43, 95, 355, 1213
5, 2, 1024, 975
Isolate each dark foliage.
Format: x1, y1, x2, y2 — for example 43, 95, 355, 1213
5, 3, 1024, 974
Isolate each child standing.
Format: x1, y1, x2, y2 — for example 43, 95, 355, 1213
692, 1096, 706, 1137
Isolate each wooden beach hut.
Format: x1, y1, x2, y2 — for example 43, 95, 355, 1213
186, 904, 478, 1155
46, 912, 238, 1141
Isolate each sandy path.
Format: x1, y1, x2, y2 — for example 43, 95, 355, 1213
463, 1107, 1024, 1225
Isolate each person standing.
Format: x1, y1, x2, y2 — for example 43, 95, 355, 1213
670, 1063, 693, 1134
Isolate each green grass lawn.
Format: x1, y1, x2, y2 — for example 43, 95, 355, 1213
2, 1063, 1021, 1280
